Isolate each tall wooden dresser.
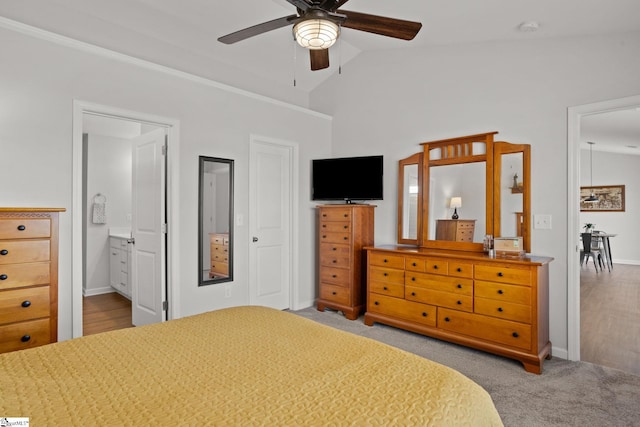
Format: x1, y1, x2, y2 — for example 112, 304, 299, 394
209, 232, 229, 278
316, 205, 375, 320
365, 245, 553, 373
0, 208, 64, 354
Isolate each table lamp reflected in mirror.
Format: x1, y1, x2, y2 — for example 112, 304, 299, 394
450, 197, 462, 219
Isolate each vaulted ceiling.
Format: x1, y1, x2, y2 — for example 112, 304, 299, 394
1, 0, 639, 151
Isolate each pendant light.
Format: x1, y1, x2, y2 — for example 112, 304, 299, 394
584, 141, 598, 203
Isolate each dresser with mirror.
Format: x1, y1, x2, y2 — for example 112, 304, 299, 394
366, 132, 553, 374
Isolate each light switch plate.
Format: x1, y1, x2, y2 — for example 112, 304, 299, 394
534, 214, 552, 229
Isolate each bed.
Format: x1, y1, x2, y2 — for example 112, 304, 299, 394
1, 306, 503, 425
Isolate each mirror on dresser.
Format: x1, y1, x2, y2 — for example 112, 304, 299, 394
397, 132, 531, 253
493, 141, 531, 252
198, 156, 234, 286
397, 153, 423, 245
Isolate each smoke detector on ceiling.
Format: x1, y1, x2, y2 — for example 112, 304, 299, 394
518, 21, 540, 32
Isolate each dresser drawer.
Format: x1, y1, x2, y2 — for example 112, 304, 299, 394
320, 266, 351, 286
210, 262, 229, 275
0, 286, 50, 324
0, 262, 50, 290
319, 208, 352, 222
474, 265, 531, 286
319, 221, 351, 233
475, 281, 531, 305
320, 243, 351, 268
211, 244, 229, 255
369, 280, 404, 298
320, 283, 350, 306
405, 273, 473, 295
425, 259, 448, 275
368, 294, 436, 327
438, 308, 531, 351
448, 261, 474, 278
368, 252, 405, 269
0, 218, 51, 239
210, 234, 227, 245
474, 297, 531, 323
405, 257, 427, 272
369, 266, 404, 285
319, 231, 351, 244
212, 252, 229, 263
0, 240, 50, 265
406, 286, 473, 312
0, 318, 50, 353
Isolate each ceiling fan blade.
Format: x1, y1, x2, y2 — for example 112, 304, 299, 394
218, 14, 298, 44
337, 9, 422, 40
310, 49, 330, 71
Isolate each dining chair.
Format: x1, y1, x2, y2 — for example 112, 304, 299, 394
581, 232, 604, 272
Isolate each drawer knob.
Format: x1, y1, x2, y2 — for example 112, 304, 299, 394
343, 225, 348, 229
456, 267, 462, 272
22, 300, 32, 308
412, 262, 417, 267
383, 286, 388, 291
497, 272, 504, 277
332, 260, 337, 264
343, 237, 347, 240
456, 300, 462, 305
343, 214, 348, 217
383, 272, 388, 277
332, 275, 337, 278
411, 277, 415, 281
21, 335, 31, 343
433, 265, 438, 269
0, 274, 7, 280
512, 332, 519, 338
0, 249, 8, 256
332, 291, 337, 295
457, 284, 462, 289
17, 225, 26, 231
498, 289, 504, 294
411, 292, 416, 296
322, 235, 327, 239
374, 301, 379, 305
498, 307, 504, 312
332, 247, 337, 251
322, 224, 326, 228
422, 312, 428, 317
383, 259, 388, 263
444, 317, 450, 322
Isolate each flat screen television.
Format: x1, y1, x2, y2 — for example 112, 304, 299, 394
312, 155, 383, 203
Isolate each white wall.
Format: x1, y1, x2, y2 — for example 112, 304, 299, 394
0, 26, 332, 340
310, 31, 640, 358
84, 133, 133, 295
580, 149, 640, 264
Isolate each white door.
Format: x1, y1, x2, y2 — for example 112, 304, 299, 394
249, 139, 293, 309
131, 128, 166, 326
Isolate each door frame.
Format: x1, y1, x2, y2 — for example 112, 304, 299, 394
248, 135, 299, 310
72, 100, 181, 338
566, 93, 640, 361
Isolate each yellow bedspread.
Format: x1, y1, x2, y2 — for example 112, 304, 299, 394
1, 306, 502, 426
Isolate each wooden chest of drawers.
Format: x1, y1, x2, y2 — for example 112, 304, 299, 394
435, 219, 476, 242
0, 208, 64, 354
364, 246, 553, 374
316, 205, 375, 320
209, 233, 229, 278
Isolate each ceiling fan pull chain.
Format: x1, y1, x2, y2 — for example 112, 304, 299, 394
338, 29, 342, 75
292, 40, 297, 87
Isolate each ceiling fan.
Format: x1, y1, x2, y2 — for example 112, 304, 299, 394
218, 0, 422, 71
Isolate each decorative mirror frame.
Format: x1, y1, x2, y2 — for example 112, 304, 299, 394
397, 132, 531, 253
397, 152, 423, 245
198, 156, 234, 286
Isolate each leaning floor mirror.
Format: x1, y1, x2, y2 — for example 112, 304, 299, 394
198, 156, 234, 285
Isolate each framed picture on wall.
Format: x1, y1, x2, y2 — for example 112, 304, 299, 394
580, 185, 625, 212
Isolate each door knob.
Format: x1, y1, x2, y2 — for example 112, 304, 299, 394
252, 237, 259, 242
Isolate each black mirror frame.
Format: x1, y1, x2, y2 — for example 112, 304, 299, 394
198, 156, 234, 286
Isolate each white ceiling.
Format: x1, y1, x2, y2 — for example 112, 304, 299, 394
2, 0, 639, 151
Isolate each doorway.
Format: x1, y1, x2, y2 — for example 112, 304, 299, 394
72, 101, 180, 338
567, 94, 640, 366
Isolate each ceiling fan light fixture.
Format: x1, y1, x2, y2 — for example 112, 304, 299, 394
293, 18, 339, 50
